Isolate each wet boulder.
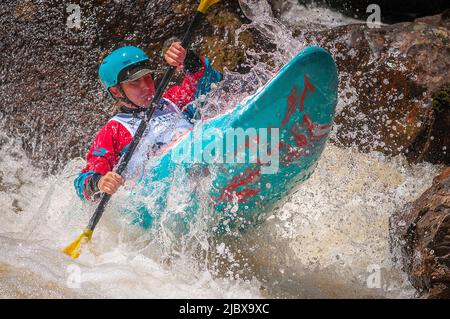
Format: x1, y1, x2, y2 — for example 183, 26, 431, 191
390, 167, 450, 298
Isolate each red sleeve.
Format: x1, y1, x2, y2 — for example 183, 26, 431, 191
81, 120, 132, 175
162, 56, 206, 110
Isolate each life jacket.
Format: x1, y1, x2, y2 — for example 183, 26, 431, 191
110, 98, 193, 179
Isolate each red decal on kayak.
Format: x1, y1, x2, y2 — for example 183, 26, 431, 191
280, 75, 315, 128
275, 75, 332, 166
202, 166, 211, 177
279, 139, 304, 164
299, 75, 315, 112
235, 188, 260, 203
211, 74, 330, 205
299, 114, 331, 141
281, 86, 299, 128
290, 124, 309, 148
216, 166, 261, 203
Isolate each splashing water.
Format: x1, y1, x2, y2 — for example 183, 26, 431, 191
270, 0, 363, 30
0, 0, 442, 298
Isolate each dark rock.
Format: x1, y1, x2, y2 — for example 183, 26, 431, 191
415, 9, 450, 29
390, 167, 450, 299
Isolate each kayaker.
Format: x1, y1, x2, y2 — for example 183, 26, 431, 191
74, 42, 222, 201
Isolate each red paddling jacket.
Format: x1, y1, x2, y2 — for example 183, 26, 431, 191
75, 53, 222, 200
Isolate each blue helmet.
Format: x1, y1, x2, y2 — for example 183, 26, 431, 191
98, 46, 150, 96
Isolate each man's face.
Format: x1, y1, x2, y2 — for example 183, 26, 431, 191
111, 73, 155, 108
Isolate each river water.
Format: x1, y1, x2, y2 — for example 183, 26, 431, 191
0, 0, 442, 298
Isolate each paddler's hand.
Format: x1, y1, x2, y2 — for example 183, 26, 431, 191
98, 172, 124, 195
164, 41, 186, 71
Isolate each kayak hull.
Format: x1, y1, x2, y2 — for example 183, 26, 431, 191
123, 46, 339, 234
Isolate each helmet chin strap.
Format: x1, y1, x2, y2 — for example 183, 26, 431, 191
115, 84, 148, 114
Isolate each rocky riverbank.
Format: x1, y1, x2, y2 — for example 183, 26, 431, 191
390, 167, 450, 298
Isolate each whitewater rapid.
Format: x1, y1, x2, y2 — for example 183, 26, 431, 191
0, 0, 442, 298
0, 125, 439, 298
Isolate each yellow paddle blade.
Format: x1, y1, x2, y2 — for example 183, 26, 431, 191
198, 0, 220, 14
63, 229, 93, 259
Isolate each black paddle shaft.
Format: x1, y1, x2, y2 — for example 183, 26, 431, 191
87, 11, 205, 231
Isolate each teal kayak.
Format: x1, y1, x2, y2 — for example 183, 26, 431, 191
123, 46, 339, 234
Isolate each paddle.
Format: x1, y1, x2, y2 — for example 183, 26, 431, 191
63, 0, 220, 259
